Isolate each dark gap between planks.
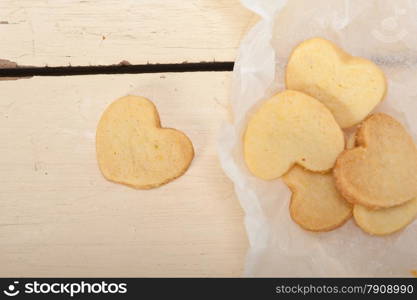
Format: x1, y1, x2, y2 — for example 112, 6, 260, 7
0, 62, 234, 77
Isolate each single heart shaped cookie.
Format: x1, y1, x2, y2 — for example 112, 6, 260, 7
286, 37, 387, 128
354, 197, 417, 236
334, 113, 417, 208
283, 166, 352, 232
244, 90, 344, 180
96, 95, 194, 189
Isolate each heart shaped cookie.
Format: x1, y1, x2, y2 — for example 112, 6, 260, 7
96, 95, 194, 189
286, 37, 387, 128
283, 166, 352, 232
334, 113, 417, 208
244, 90, 344, 180
353, 197, 417, 236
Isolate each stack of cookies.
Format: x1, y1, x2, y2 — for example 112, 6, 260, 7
244, 38, 417, 236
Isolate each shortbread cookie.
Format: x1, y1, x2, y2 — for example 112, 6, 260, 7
96, 95, 194, 189
354, 197, 417, 236
283, 166, 352, 232
244, 90, 344, 180
347, 127, 417, 235
286, 37, 387, 128
334, 113, 417, 208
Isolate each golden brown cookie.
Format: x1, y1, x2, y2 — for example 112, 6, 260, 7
346, 126, 417, 235
96, 95, 194, 189
244, 90, 344, 180
283, 166, 352, 232
286, 37, 387, 128
334, 113, 417, 208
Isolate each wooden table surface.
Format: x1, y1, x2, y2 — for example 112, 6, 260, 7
0, 0, 255, 277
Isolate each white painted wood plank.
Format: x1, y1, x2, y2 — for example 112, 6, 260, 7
0, 73, 248, 276
0, 0, 254, 66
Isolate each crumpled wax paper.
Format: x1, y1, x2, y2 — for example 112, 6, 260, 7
218, 0, 417, 276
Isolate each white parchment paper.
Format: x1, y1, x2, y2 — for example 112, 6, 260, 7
218, 0, 417, 276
